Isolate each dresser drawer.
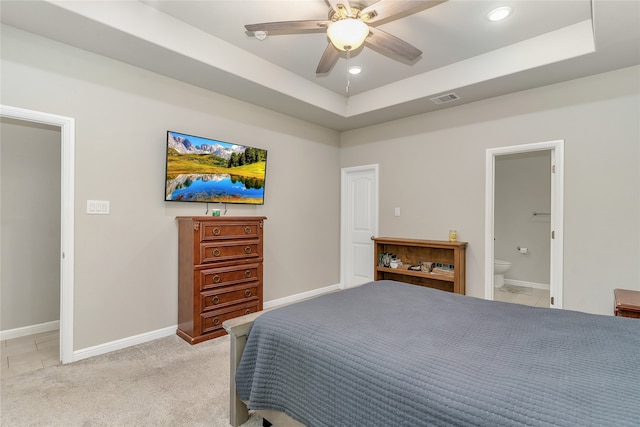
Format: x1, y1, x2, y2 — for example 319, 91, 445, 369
199, 263, 260, 290
200, 302, 259, 335
198, 240, 260, 264
201, 284, 259, 312
200, 221, 261, 241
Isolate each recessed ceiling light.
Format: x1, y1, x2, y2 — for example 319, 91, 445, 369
487, 6, 511, 22
254, 30, 268, 41
348, 66, 362, 75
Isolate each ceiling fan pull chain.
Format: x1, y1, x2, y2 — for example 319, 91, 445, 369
345, 49, 351, 95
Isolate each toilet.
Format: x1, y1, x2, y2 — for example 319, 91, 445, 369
494, 259, 512, 288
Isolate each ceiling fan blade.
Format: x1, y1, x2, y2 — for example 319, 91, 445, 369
366, 27, 422, 62
361, 0, 447, 24
245, 20, 330, 33
316, 43, 341, 74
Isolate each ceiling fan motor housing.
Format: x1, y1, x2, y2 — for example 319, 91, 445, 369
329, 2, 376, 22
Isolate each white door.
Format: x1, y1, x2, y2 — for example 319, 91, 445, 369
341, 164, 379, 288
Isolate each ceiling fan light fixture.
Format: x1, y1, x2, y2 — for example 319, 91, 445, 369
327, 18, 369, 51
348, 66, 362, 75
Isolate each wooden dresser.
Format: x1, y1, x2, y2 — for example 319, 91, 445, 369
176, 216, 266, 344
614, 288, 640, 319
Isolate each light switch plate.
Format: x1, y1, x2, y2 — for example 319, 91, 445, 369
87, 200, 110, 214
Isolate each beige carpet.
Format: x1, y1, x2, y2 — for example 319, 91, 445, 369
1, 334, 263, 427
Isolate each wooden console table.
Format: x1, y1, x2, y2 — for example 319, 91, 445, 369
372, 237, 467, 295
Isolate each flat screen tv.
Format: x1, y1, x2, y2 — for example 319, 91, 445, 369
164, 131, 267, 205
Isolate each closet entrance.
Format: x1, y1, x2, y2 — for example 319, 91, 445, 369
340, 164, 379, 289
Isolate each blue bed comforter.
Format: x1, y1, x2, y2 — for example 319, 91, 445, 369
235, 281, 640, 426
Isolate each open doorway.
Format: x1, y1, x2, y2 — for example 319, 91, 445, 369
494, 151, 551, 307
485, 140, 564, 308
0, 105, 75, 363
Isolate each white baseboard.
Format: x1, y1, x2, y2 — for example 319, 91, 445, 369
72, 325, 176, 362
70, 283, 342, 363
0, 320, 60, 341
504, 278, 549, 290
263, 283, 342, 310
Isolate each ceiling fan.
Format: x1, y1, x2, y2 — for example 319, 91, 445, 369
245, 0, 447, 74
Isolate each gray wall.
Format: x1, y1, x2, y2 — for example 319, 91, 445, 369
1, 23, 638, 353
495, 151, 551, 286
1, 118, 61, 330
340, 65, 640, 315
1, 26, 342, 350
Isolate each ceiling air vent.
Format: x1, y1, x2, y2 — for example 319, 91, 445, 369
430, 92, 460, 105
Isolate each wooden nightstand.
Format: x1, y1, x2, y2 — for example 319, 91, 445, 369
614, 289, 640, 319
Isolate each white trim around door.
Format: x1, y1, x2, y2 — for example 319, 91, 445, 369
485, 140, 564, 308
1, 105, 75, 363
341, 164, 379, 289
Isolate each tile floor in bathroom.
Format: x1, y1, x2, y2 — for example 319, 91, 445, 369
493, 285, 550, 308
0, 329, 60, 379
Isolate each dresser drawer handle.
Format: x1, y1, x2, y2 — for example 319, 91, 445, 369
244, 309, 251, 315
244, 226, 252, 234
244, 289, 252, 298
213, 275, 221, 283
244, 246, 252, 254
212, 248, 221, 257
212, 295, 220, 304
244, 270, 252, 278
212, 317, 220, 326
213, 227, 221, 236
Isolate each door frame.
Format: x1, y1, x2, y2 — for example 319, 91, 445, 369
1, 105, 75, 363
485, 140, 564, 308
340, 164, 379, 288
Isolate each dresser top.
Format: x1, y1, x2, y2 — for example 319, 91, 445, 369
176, 216, 267, 221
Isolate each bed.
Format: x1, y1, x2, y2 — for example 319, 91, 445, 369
223, 280, 640, 426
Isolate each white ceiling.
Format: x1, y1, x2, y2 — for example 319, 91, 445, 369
1, 0, 639, 131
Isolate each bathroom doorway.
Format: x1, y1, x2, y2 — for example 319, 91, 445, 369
0, 105, 75, 363
485, 140, 564, 308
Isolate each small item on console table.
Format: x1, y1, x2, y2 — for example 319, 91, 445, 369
432, 266, 454, 277
614, 288, 640, 318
